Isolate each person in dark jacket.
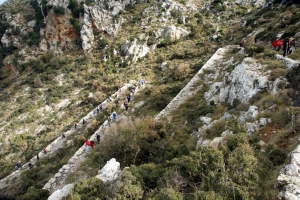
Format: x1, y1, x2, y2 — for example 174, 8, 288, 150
283, 37, 296, 57
96, 134, 101, 144
17, 161, 22, 170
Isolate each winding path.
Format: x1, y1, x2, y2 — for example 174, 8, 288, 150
0, 81, 138, 191
42, 81, 145, 193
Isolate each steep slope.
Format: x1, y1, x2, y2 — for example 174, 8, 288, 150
0, 0, 300, 199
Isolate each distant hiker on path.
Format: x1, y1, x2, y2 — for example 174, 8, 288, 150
28, 162, 33, 169
138, 79, 145, 87
107, 116, 111, 126
240, 40, 245, 47
37, 154, 39, 160
62, 133, 65, 139
127, 94, 131, 103
82, 118, 85, 125
272, 38, 283, 51
96, 133, 101, 144
43, 148, 47, 154
283, 37, 296, 57
124, 100, 129, 111
16, 161, 22, 171
112, 112, 117, 122
74, 123, 77, 130
99, 104, 103, 111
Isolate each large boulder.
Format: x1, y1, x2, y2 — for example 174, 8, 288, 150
47, 184, 73, 200
205, 57, 272, 105
277, 144, 300, 199
120, 39, 150, 62
96, 158, 120, 183
157, 25, 190, 41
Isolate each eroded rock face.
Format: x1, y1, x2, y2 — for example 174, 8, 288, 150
120, 39, 150, 62
40, 10, 77, 53
277, 144, 300, 200
205, 57, 271, 105
80, 1, 127, 53
157, 25, 190, 41
96, 158, 121, 183
47, 184, 73, 200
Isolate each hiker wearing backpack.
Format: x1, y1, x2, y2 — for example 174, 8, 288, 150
74, 123, 77, 130
96, 133, 101, 144
124, 100, 129, 111
272, 38, 283, 51
107, 116, 111, 126
283, 37, 296, 57
16, 161, 22, 171
112, 112, 117, 122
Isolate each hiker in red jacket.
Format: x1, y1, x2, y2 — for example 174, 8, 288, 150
276, 39, 283, 51
272, 38, 283, 51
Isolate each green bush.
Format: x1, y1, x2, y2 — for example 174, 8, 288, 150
206, 120, 226, 139
66, 178, 106, 200
153, 187, 183, 200
97, 38, 109, 49
68, 0, 84, 18
53, 6, 65, 15
16, 187, 49, 200
265, 145, 287, 166
157, 37, 171, 48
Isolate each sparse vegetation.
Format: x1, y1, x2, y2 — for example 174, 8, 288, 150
0, 0, 300, 199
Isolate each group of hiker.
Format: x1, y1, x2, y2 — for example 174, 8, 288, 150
240, 36, 296, 58
272, 36, 296, 57
15, 79, 145, 171
16, 161, 33, 171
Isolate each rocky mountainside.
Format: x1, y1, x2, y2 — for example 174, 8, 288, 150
0, 0, 300, 199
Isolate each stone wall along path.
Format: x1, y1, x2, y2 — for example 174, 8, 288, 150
43, 81, 145, 193
0, 82, 134, 191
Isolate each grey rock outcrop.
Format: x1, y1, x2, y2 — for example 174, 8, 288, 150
205, 57, 271, 105
120, 39, 150, 62
80, 1, 127, 53
157, 25, 190, 41
95, 158, 121, 183
277, 144, 300, 200
47, 184, 73, 200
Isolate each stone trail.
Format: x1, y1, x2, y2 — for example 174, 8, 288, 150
155, 45, 233, 120
43, 81, 145, 193
0, 81, 135, 191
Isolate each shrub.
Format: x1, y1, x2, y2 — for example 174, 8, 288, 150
53, 6, 65, 15
268, 68, 288, 81
97, 38, 109, 49
228, 98, 241, 110
153, 188, 183, 200
66, 178, 106, 199
157, 37, 171, 48
68, 0, 84, 18
206, 120, 226, 139
265, 145, 287, 166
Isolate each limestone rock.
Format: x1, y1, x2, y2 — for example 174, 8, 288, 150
211, 137, 224, 147
120, 39, 150, 62
47, 184, 73, 200
200, 117, 212, 125
40, 10, 77, 53
206, 57, 272, 105
277, 144, 300, 199
96, 158, 120, 183
157, 25, 189, 41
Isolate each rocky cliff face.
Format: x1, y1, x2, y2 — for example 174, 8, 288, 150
40, 9, 77, 53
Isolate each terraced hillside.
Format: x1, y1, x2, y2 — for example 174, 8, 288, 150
0, 0, 300, 199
